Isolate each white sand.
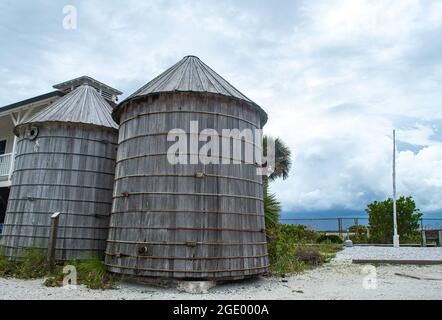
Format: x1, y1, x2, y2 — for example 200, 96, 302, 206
1, 247, 441, 300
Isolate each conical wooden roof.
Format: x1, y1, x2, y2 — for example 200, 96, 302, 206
114, 55, 267, 124
15, 84, 118, 135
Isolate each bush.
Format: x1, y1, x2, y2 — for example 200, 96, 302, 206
294, 246, 322, 266
348, 225, 369, 244
348, 225, 368, 235
0, 247, 114, 290
0, 248, 17, 277
267, 224, 329, 275
267, 237, 305, 276
263, 183, 282, 229
0, 248, 47, 279
268, 251, 305, 276
75, 258, 115, 289
351, 233, 369, 244
367, 196, 422, 244
44, 257, 115, 290
267, 224, 320, 244
317, 234, 343, 244
15, 248, 47, 279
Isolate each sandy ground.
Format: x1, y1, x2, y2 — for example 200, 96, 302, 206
0, 247, 441, 300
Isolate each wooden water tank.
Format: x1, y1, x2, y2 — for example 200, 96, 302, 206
106, 56, 269, 279
1, 85, 118, 260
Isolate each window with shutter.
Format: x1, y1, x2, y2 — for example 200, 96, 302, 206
0, 140, 6, 155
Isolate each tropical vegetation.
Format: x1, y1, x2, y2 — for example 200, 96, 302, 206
366, 196, 422, 244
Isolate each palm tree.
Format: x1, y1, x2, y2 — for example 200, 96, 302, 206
262, 136, 292, 229
263, 136, 292, 182
263, 179, 282, 229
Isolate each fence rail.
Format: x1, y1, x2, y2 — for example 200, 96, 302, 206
0, 153, 12, 177
280, 217, 442, 234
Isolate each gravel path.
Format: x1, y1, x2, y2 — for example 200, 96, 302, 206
334, 246, 442, 262
1, 247, 441, 300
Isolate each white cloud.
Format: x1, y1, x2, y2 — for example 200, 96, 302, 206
0, 0, 441, 214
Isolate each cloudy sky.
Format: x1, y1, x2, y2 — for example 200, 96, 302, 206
1, 0, 441, 218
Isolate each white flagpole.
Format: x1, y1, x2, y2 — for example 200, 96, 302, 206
393, 130, 400, 247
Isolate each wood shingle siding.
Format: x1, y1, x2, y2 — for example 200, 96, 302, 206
1, 85, 118, 261
106, 55, 269, 280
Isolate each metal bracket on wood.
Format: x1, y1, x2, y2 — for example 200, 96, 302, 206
47, 212, 60, 273
195, 172, 206, 178
185, 241, 197, 247
114, 252, 130, 258
122, 191, 130, 198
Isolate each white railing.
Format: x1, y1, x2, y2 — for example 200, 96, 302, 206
0, 153, 12, 177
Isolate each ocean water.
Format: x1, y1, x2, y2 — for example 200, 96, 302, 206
281, 211, 442, 231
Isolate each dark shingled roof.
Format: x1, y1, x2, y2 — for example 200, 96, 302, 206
0, 91, 65, 114
15, 84, 118, 135
53, 75, 123, 95
113, 55, 267, 125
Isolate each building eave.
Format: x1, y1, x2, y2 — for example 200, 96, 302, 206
0, 91, 65, 117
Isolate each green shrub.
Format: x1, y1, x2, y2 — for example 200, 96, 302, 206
351, 233, 369, 244
0, 248, 17, 277
267, 224, 324, 275
267, 238, 303, 276
267, 224, 320, 244
317, 234, 343, 244
267, 226, 304, 275
268, 253, 305, 276
400, 231, 422, 244
348, 225, 369, 244
75, 258, 115, 289
0, 247, 49, 279
367, 196, 422, 244
0, 246, 114, 290
267, 241, 342, 276
264, 183, 282, 229
348, 225, 368, 234
15, 248, 47, 279
0, 247, 47, 279
267, 229, 298, 263
45, 257, 115, 290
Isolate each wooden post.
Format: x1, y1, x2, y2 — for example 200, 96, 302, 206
422, 231, 427, 248
438, 231, 442, 247
8, 135, 17, 181
338, 218, 343, 237
47, 212, 60, 273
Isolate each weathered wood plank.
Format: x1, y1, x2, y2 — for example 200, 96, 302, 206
106, 92, 268, 280
0, 123, 117, 261
353, 259, 442, 265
